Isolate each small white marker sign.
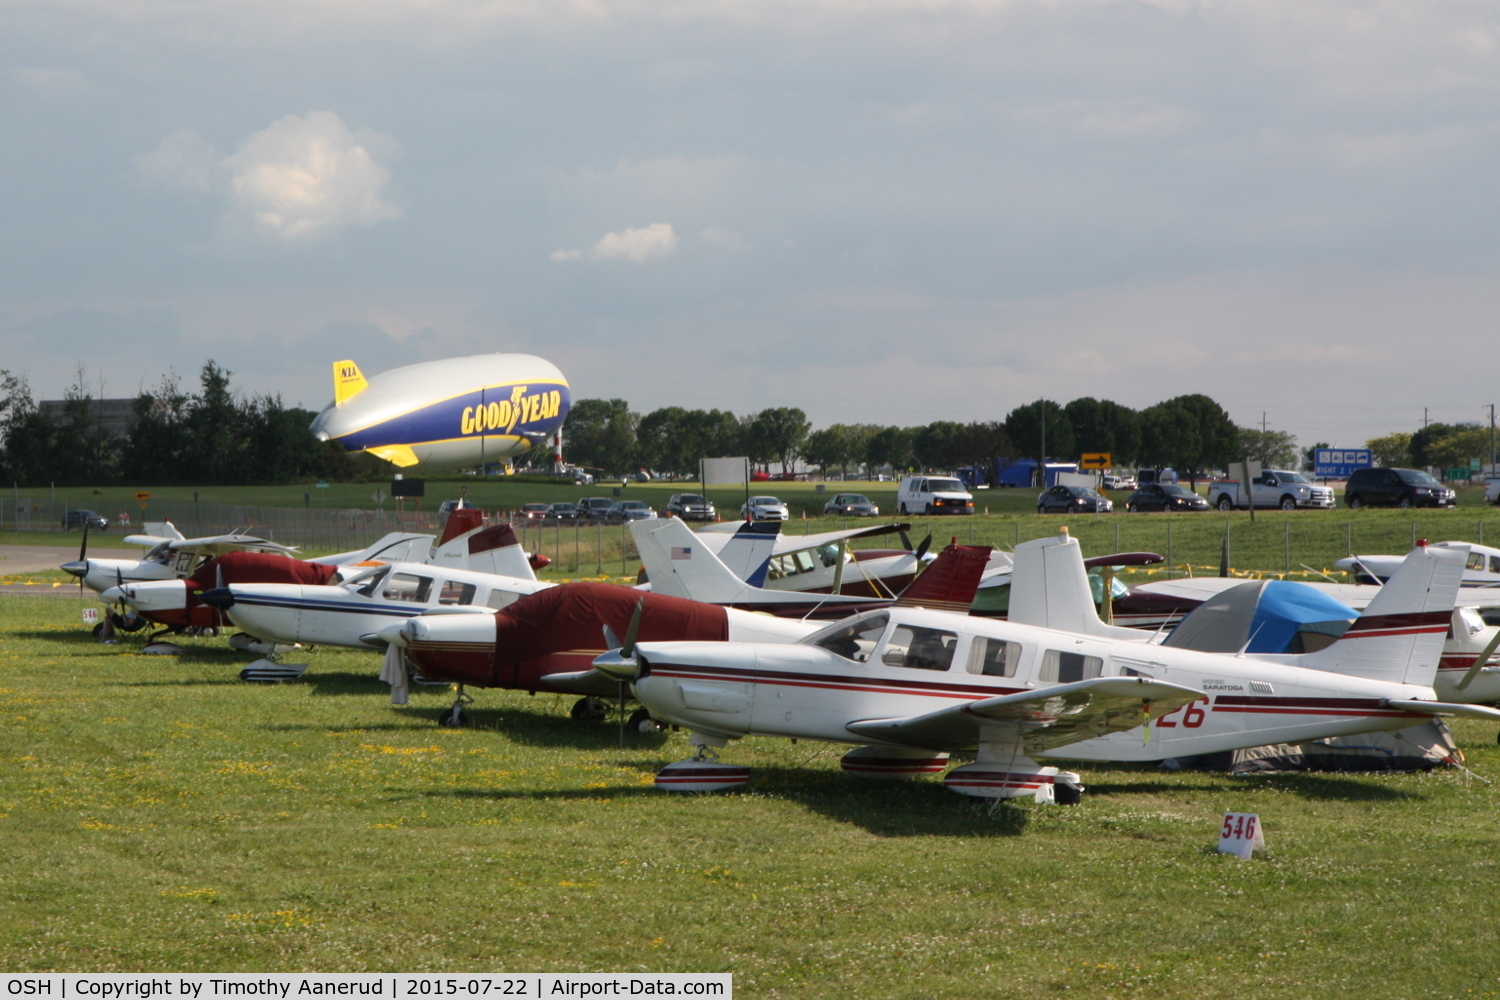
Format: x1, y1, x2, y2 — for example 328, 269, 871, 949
1217, 812, 1264, 859
82, 608, 98, 625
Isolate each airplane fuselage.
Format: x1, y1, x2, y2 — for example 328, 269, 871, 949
629, 607, 1447, 761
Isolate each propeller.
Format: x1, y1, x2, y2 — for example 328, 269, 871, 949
898, 528, 913, 552
1456, 627, 1500, 692
77, 520, 90, 597
914, 533, 932, 562
594, 599, 646, 681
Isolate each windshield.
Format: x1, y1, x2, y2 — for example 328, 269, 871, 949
842, 495, 870, 504
1163, 485, 1198, 499
621, 502, 646, 510
552, 504, 577, 512
750, 497, 779, 505
678, 495, 705, 503
804, 611, 889, 662
1275, 471, 1310, 484
926, 479, 965, 493
1398, 470, 1441, 485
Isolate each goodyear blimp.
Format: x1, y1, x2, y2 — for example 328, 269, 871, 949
310, 354, 571, 470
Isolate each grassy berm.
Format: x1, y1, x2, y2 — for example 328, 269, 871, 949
2, 596, 1499, 996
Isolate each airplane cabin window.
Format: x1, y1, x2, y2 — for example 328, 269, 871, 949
1492, 556, 1500, 574
793, 550, 817, 574
817, 543, 842, 567
966, 637, 1021, 677
439, 581, 477, 606
881, 625, 959, 670
1039, 649, 1103, 683
809, 612, 889, 662
485, 589, 513, 610
1468, 552, 1486, 571
382, 573, 433, 603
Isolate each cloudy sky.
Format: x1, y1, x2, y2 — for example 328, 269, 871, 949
4, 0, 1499, 448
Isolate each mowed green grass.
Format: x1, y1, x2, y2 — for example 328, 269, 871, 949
3, 597, 1500, 994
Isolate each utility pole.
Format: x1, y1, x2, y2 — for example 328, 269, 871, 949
1262, 411, 1267, 435
1490, 403, 1496, 473
1424, 407, 1429, 429
1039, 402, 1046, 489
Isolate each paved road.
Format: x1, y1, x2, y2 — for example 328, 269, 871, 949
0, 544, 143, 596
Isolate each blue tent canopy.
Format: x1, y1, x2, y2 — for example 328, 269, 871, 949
1247, 581, 1359, 653
1164, 579, 1358, 654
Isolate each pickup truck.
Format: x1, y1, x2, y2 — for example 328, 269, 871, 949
1207, 470, 1336, 511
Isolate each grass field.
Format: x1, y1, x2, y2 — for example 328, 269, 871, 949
3, 595, 1500, 994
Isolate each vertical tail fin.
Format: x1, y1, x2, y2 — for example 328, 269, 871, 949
632, 518, 751, 603
1299, 544, 1466, 686
1006, 531, 1147, 640
332, 360, 368, 406
715, 520, 781, 587
892, 544, 991, 612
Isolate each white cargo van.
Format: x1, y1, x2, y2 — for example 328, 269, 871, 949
896, 476, 975, 515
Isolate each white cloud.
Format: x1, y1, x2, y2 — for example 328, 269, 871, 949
551, 222, 680, 262
135, 112, 400, 241
591, 222, 679, 261
222, 112, 400, 240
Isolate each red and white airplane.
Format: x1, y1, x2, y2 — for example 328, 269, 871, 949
101, 509, 542, 642
588, 539, 1500, 802
385, 543, 992, 727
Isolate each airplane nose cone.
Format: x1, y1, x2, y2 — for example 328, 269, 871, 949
101, 586, 123, 603
200, 587, 235, 610
61, 561, 88, 578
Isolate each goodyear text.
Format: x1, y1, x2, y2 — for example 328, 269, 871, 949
460, 386, 562, 437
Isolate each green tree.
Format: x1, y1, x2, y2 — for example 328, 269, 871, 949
1422, 424, 1489, 471
1301, 441, 1330, 473
1064, 398, 1140, 468
1005, 400, 1073, 465
1237, 426, 1299, 468
563, 398, 638, 475
1366, 432, 1412, 467
1139, 394, 1239, 486
864, 426, 915, 474
746, 407, 810, 473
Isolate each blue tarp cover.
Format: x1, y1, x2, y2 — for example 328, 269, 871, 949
1247, 581, 1357, 653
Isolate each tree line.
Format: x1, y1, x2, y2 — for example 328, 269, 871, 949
0, 363, 358, 487
564, 393, 1252, 484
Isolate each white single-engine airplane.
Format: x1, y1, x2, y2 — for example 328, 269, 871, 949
592, 540, 1500, 801
681, 519, 933, 599
1336, 540, 1500, 587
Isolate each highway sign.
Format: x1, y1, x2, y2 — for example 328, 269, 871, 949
1314, 448, 1372, 478
133, 491, 151, 500
1079, 453, 1111, 470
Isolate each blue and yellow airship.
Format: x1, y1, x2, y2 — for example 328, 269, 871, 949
310, 354, 571, 470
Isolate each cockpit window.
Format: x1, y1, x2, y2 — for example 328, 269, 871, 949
807, 612, 889, 662
880, 625, 959, 670
350, 566, 391, 598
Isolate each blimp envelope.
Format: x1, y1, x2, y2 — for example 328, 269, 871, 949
310, 353, 570, 470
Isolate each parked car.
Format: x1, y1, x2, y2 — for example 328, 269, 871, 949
896, 476, 975, 516
1208, 470, 1336, 511
1037, 485, 1113, 514
1344, 468, 1457, 509
547, 502, 581, 522
519, 503, 551, 523
1486, 477, 1500, 506
665, 493, 717, 521
62, 509, 108, 531
823, 493, 879, 517
577, 497, 616, 522
741, 496, 790, 521
1102, 474, 1137, 491
1125, 483, 1210, 512
607, 500, 657, 523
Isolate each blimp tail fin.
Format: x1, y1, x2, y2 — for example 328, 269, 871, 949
332, 360, 368, 407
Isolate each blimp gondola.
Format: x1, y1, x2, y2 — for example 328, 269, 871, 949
310, 354, 570, 471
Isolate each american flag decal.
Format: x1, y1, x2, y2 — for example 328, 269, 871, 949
671, 547, 692, 560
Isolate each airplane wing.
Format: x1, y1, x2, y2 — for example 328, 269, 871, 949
170, 534, 300, 556
765, 522, 913, 557
844, 676, 1203, 753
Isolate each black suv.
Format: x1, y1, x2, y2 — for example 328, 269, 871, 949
62, 510, 108, 531
1344, 468, 1456, 509
665, 493, 716, 521
577, 497, 617, 523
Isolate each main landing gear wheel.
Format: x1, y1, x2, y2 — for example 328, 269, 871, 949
627, 707, 664, 735
438, 705, 469, 727
1053, 778, 1084, 805
570, 696, 609, 722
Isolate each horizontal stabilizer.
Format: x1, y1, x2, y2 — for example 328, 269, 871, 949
332, 360, 368, 406
846, 676, 1202, 753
